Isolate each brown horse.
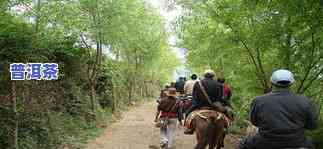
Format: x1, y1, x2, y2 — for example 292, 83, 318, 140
178, 96, 193, 120
192, 111, 226, 149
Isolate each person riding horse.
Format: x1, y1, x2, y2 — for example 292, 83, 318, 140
217, 77, 232, 104
237, 69, 317, 149
184, 74, 198, 96
175, 77, 186, 95
184, 69, 229, 134
175, 74, 198, 124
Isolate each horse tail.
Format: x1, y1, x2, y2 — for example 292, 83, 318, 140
202, 117, 216, 144
201, 114, 225, 148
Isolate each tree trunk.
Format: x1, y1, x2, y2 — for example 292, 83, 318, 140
10, 81, 18, 149
140, 85, 143, 98
90, 82, 96, 112
145, 81, 149, 98
112, 86, 117, 113
35, 0, 41, 34
128, 80, 133, 105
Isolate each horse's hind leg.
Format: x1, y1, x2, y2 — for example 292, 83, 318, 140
211, 123, 225, 149
208, 143, 216, 149
207, 129, 217, 149
195, 142, 208, 149
195, 124, 208, 149
194, 143, 204, 149
195, 132, 207, 149
208, 134, 220, 149
217, 133, 225, 149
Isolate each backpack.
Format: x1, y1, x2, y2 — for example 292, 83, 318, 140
158, 96, 177, 112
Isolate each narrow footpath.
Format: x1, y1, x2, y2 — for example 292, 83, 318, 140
86, 102, 237, 149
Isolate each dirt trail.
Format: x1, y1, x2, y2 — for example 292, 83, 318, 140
86, 102, 238, 149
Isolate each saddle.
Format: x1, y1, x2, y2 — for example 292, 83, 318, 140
184, 107, 232, 129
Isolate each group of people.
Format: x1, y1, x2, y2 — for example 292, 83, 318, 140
154, 70, 232, 149
154, 69, 317, 149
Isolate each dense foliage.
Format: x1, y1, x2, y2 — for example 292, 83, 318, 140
174, 0, 323, 148
2, 0, 323, 148
0, 0, 179, 148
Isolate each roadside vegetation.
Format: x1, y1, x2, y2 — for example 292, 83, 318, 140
174, 0, 323, 148
0, 0, 179, 148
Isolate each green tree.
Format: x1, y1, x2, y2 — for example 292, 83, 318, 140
0, 0, 180, 148
175, 0, 323, 146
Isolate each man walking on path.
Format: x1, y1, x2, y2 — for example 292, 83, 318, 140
237, 69, 317, 149
157, 88, 181, 149
154, 85, 170, 122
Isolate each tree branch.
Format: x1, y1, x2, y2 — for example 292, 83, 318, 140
297, 26, 319, 93
300, 67, 323, 94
